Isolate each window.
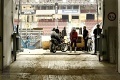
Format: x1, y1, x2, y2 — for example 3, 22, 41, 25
32, 16, 34, 22
41, 6, 46, 10
73, 5, 79, 9
72, 16, 79, 19
46, 6, 54, 10
61, 5, 67, 9
27, 15, 29, 22
35, 5, 40, 10
62, 15, 68, 20
86, 14, 95, 20
67, 5, 72, 9
49, 6, 53, 10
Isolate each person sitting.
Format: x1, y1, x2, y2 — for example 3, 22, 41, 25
51, 28, 56, 37
51, 28, 60, 44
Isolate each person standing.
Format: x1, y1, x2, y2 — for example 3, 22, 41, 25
70, 27, 78, 53
62, 27, 67, 38
83, 26, 88, 51
25, 36, 30, 48
93, 24, 102, 54
59, 32, 64, 43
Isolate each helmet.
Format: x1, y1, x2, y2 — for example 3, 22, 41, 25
55, 29, 59, 33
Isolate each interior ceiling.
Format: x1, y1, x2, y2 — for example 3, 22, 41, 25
15, 0, 97, 5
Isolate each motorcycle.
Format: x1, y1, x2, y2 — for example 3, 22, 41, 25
50, 38, 68, 53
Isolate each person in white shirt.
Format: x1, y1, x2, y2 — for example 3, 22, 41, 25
87, 37, 93, 52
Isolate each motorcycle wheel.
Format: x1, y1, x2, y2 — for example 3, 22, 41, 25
50, 43, 56, 53
61, 43, 68, 52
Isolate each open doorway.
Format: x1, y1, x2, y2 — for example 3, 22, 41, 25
13, 0, 103, 56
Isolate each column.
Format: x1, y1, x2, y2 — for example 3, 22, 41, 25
0, 0, 15, 74
118, 0, 120, 73
3, 0, 14, 68
0, 0, 3, 74
102, 0, 118, 62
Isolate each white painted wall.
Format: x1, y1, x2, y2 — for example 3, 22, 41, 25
3, 0, 13, 68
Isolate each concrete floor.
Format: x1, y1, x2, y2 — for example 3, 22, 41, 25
1, 49, 120, 80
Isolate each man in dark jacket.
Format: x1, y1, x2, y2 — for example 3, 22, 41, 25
62, 27, 67, 37
51, 28, 60, 44
83, 26, 88, 51
93, 24, 102, 54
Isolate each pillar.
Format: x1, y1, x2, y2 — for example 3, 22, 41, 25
69, 14, 71, 22
118, 0, 120, 73
0, 0, 4, 74
3, 0, 14, 68
102, 0, 118, 65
